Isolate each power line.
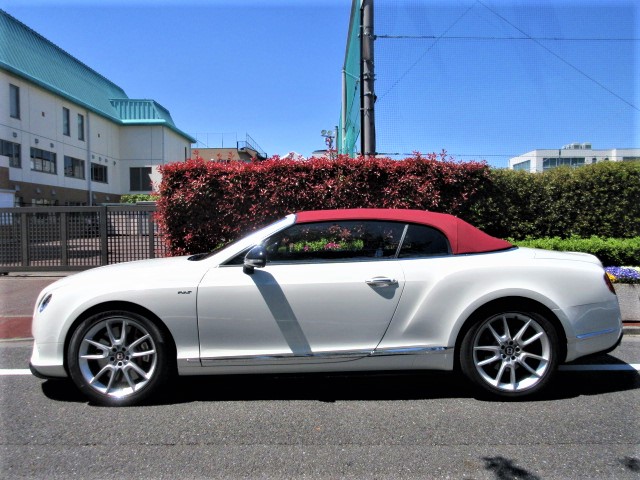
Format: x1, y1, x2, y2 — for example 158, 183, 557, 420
475, 0, 639, 112
377, 35, 639, 41
376, 1, 638, 112
377, 1, 477, 101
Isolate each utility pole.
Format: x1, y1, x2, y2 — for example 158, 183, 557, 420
361, 0, 376, 157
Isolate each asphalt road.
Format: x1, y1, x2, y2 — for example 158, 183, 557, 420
1, 338, 638, 479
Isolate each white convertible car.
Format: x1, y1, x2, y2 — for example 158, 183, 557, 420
30, 209, 623, 406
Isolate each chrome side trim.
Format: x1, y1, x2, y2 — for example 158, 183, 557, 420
576, 328, 617, 340
200, 349, 372, 364
192, 345, 451, 365
373, 346, 450, 355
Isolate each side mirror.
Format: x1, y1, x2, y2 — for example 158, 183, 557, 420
243, 245, 267, 274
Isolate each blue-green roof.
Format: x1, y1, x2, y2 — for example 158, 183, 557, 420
0, 9, 195, 142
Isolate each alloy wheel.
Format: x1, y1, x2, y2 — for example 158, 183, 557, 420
77, 315, 158, 399
471, 313, 552, 393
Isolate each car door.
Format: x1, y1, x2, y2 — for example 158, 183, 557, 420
196, 220, 407, 364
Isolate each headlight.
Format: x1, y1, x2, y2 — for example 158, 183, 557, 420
38, 293, 52, 313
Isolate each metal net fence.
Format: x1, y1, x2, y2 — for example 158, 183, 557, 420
338, 0, 362, 157
341, 0, 638, 168
0, 206, 168, 272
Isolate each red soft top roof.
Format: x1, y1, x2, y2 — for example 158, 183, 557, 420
295, 209, 512, 255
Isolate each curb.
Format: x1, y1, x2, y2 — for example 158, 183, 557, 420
623, 325, 640, 336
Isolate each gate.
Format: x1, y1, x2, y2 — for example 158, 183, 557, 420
0, 205, 168, 272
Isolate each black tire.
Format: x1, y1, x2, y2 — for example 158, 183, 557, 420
67, 310, 171, 406
460, 310, 560, 398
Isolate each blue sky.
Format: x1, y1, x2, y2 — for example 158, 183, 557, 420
3, 0, 638, 166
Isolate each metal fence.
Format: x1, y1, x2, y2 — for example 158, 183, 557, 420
0, 205, 168, 272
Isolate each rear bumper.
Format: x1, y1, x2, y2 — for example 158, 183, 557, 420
566, 325, 623, 362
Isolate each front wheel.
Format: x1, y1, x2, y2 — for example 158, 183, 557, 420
67, 311, 171, 406
460, 311, 559, 398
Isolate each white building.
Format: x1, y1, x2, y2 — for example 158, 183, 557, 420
0, 10, 194, 206
509, 143, 640, 173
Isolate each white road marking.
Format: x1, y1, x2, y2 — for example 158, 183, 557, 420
0, 369, 32, 375
0, 365, 638, 375
559, 364, 640, 372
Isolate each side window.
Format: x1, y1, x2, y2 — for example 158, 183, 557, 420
264, 221, 405, 263
398, 224, 450, 258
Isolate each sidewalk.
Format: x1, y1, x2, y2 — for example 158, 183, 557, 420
1, 272, 639, 340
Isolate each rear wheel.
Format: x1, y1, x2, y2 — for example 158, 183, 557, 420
460, 311, 559, 398
67, 311, 171, 406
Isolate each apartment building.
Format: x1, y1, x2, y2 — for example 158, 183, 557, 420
0, 10, 194, 206
509, 143, 640, 173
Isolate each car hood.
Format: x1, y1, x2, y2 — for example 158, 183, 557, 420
41, 256, 211, 295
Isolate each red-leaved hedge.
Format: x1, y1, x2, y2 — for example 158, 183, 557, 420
156, 153, 489, 255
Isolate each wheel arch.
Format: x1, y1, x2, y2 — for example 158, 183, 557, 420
62, 301, 178, 374
452, 296, 568, 371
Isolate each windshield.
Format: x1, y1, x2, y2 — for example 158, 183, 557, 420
189, 215, 295, 263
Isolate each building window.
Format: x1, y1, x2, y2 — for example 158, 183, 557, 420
64, 156, 85, 179
91, 163, 108, 183
1, 139, 21, 168
9, 84, 20, 119
623, 157, 640, 162
129, 167, 153, 191
63, 108, 70, 136
78, 114, 85, 141
513, 160, 531, 171
30, 147, 57, 174
543, 157, 585, 171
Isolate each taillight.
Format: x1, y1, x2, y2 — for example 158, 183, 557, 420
604, 273, 616, 295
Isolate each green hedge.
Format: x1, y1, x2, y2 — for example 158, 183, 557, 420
157, 154, 488, 255
468, 162, 640, 240
156, 156, 639, 255
120, 194, 158, 204
511, 236, 640, 266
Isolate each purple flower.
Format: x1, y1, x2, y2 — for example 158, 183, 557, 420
605, 266, 640, 284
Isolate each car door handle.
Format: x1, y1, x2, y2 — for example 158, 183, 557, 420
365, 276, 398, 287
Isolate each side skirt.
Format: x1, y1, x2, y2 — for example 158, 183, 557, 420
177, 346, 454, 375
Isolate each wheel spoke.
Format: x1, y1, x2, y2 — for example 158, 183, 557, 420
127, 334, 150, 351
509, 364, 517, 389
502, 316, 512, 341
487, 324, 503, 344
84, 338, 110, 352
494, 361, 508, 386
89, 364, 112, 385
104, 369, 117, 394
81, 353, 108, 360
521, 352, 547, 362
127, 361, 149, 380
513, 319, 532, 343
131, 349, 155, 358
475, 345, 501, 352
120, 320, 128, 346
122, 368, 137, 391
106, 321, 120, 346
522, 331, 544, 347
477, 354, 501, 367
517, 358, 542, 377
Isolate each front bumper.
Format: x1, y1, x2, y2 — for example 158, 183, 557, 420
29, 342, 67, 378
